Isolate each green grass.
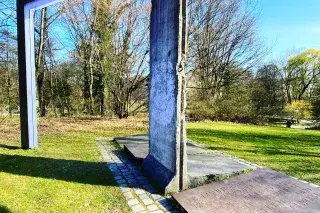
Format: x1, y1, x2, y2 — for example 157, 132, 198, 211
0, 117, 148, 213
187, 121, 320, 185
0, 117, 319, 212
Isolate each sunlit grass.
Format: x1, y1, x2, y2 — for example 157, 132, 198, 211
0, 116, 319, 212
0, 116, 148, 213
188, 121, 320, 185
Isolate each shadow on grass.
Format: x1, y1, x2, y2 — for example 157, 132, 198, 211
188, 129, 320, 156
0, 154, 117, 186
0, 144, 20, 150
188, 128, 320, 144
203, 145, 320, 158
0, 205, 11, 213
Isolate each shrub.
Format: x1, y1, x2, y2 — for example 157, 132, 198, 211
285, 100, 313, 123
187, 100, 216, 121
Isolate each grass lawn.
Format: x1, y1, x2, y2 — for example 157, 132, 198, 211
0, 117, 319, 212
0, 116, 148, 213
188, 121, 320, 185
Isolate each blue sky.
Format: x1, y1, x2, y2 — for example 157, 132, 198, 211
258, 0, 320, 62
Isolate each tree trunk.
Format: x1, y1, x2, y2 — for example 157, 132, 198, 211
6, 65, 12, 116
5, 32, 12, 116
36, 8, 47, 117
87, 4, 99, 115
83, 62, 91, 113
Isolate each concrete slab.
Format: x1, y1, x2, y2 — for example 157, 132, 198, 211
114, 135, 209, 162
188, 153, 255, 188
186, 141, 211, 155
114, 135, 254, 188
115, 134, 149, 163
173, 168, 320, 213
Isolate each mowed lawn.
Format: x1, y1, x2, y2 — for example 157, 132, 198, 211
188, 121, 320, 185
0, 117, 319, 212
0, 116, 148, 213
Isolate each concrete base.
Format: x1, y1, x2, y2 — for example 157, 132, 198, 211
115, 134, 209, 160
115, 134, 149, 164
188, 153, 254, 188
142, 154, 178, 194
114, 135, 255, 189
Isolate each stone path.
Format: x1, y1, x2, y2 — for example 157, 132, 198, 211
96, 139, 181, 213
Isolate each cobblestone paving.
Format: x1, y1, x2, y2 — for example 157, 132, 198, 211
96, 139, 181, 213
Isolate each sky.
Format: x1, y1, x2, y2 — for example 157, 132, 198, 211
258, 0, 320, 62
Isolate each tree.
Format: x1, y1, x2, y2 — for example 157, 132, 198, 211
105, 0, 150, 118
187, 0, 265, 100
35, 8, 48, 117
285, 100, 312, 123
59, 0, 116, 114
34, 5, 62, 117
188, 70, 255, 122
0, 0, 16, 28
0, 29, 18, 115
284, 49, 320, 103
0, 0, 19, 115
310, 81, 320, 119
92, 0, 114, 115
252, 64, 285, 116
59, 0, 149, 118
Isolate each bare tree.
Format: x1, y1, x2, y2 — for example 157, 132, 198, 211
101, 0, 150, 118
59, 0, 117, 114
58, 0, 150, 117
188, 0, 265, 100
0, 0, 16, 28
34, 6, 61, 117
0, 0, 18, 115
